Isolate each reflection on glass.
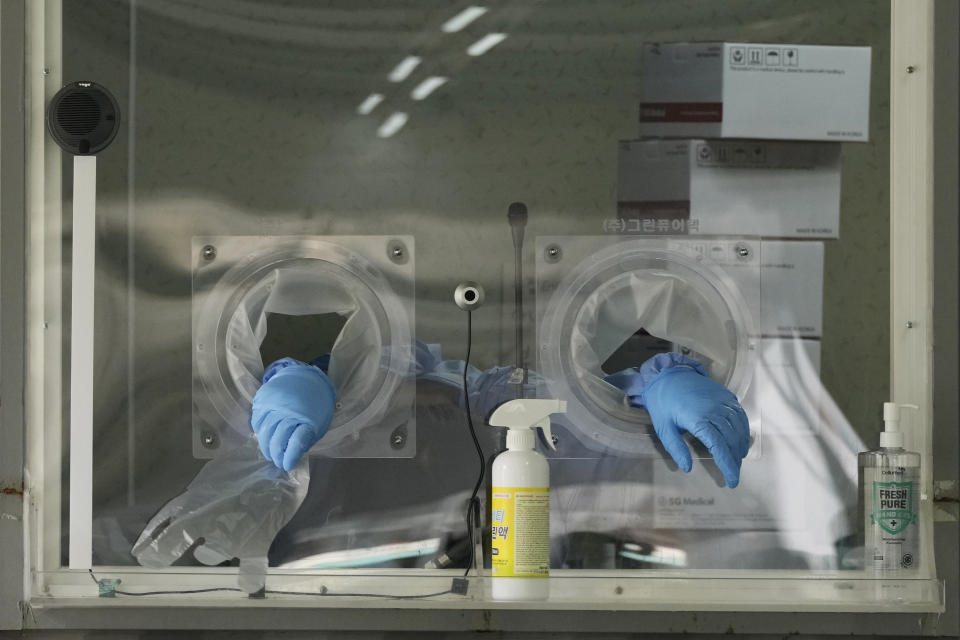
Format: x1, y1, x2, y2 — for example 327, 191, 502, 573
377, 111, 409, 138
388, 56, 422, 82
356, 93, 384, 115
467, 33, 507, 56
441, 6, 488, 33
411, 77, 449, 101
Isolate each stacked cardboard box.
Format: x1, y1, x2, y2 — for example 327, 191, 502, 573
620, 42, 872, 537
615, 41, 871, 439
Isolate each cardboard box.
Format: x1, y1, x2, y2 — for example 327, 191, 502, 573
639, 42, 871, 142
616, 139, 841, 238
679, 238, 824, 339
756, 241, 824, 339
715, 240, 824, 339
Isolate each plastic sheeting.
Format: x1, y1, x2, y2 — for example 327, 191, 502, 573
132, 438, 309, 593
192, 236, 416, 458
537, 238, 758, 457
225, 265, 383, 425
572, 270, 739, 410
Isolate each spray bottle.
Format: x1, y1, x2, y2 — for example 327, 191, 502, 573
488, 398, 566, 600
858, 402, 921, 572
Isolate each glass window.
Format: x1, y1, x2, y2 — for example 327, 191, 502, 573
23, 0, 943, 614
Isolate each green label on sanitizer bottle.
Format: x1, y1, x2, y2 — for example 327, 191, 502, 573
865, 468, 918, 571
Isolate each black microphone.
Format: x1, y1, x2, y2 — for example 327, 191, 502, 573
508, 201, 528, 251
507, 202, 528, 389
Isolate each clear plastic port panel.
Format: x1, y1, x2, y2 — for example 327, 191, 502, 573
43, 0, 922, 595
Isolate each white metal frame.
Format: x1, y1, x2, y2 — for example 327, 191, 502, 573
16, 0, 950, 629
24, 0, 63, 591
0, 0, 27, 631
889, 0, 937, 580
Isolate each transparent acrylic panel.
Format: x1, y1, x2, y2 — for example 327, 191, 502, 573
535, 236, 760, 459
53, 0, 904, 586
191, 235, 416, 459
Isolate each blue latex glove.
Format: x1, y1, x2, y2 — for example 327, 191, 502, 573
605, 352, 750, 488
251, 357, 337, 472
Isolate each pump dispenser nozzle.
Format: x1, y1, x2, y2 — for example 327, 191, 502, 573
489, 399, 566, 451
881, 401, 919, 448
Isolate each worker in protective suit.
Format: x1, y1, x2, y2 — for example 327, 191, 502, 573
133, 342, 750, 593
252, 349, 750, 487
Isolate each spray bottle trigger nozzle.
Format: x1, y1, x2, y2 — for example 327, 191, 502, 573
489, 398, 566, 451
536, 418, 557, 451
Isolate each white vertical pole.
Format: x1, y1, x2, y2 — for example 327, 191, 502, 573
68, 155, 96, 569
26, 0, 64, 585
890, 0, 935, 578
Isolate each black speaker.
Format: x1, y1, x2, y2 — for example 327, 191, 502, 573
46, 81, 120, 155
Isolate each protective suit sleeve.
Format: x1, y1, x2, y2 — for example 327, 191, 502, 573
606, 352, 750, 488
131, 437, 309, 593
415, 341, 538, 418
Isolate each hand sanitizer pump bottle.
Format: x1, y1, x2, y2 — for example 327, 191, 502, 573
858, 402, 921, 572
488, 399, 566, 601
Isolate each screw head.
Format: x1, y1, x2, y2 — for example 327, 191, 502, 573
905, 321, 915, 329
735, 244, 751, 258
545, 244, 562, 262
387, 240, 409, 264
390, 427, 407, 449
906, 65, 916, 74
200, 430, 217, 448
201, 245, 217, 261
42, 68, 50, 76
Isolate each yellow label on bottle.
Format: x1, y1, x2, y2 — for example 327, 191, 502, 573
491, 487, 549, 578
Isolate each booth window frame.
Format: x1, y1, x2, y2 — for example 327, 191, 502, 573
1, 0, 955, 633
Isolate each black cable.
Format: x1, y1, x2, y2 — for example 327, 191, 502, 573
89, 569, 243, 596
462, 309, 486, 577
266, 589, 454, 599
115, 587, 243, 596
90, 570, 456, 600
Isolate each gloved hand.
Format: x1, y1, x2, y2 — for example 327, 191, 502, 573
251, 357, 337, 472
605, 352, 750, 488
131, 437, 309, 593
